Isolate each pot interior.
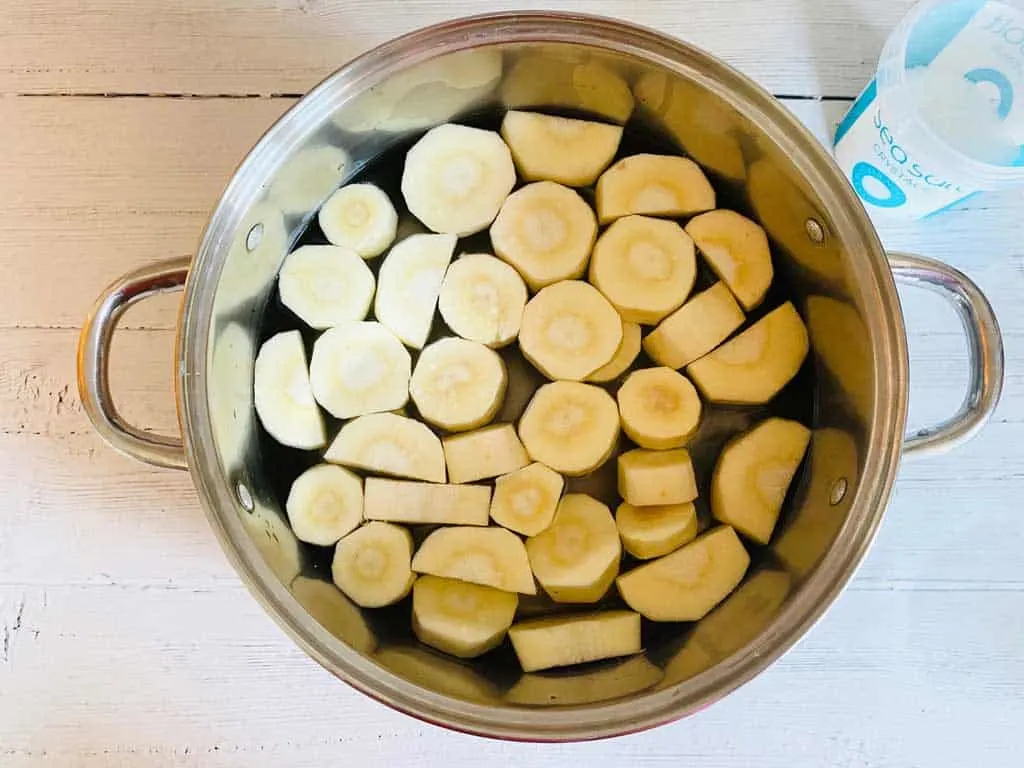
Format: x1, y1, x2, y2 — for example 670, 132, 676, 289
194, 23, 896, 734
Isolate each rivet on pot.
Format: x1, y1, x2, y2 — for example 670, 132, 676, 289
236, 481, 254, 512
246, 223, 264, 252
829, 477, 848, 506
805, 218, 826, 244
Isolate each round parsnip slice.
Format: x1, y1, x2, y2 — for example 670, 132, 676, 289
616, 526, 750, 622
595, 154, 715, 224
309, 321, 411, 419
589, 215, 697, 325
490, 462, 565, 537
410, 337, 507, 432
500, 110, 623, 187
254, 330, 326, 450
519, 281, 622, 381
438, 253, 527, 348
374, 233, 456, 349
413, 575, 518, 659
644, 282, 745, 369
686, 302, 809, 405
618, 448, 697, 507
586, 320, 642, 383
686, 209, 773, 311
490, 181, 598, 290
617, 367, 702, 450
411, 526, 536, 595
324, 412, 446, 483
519, 381, 620, 477
318, 183, 398, 259
286, 464, 364, 546
332, 522, 415, 608
526, 494, 621, 604
712, 417, 811, 544
615, 502, 698, 560
278, 245, 376, 329
402, 123, 516, 236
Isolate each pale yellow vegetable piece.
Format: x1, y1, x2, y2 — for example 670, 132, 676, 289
490, 462, 565, 537
617, 367, 702, 450
332, 522, 415, 608
526, 494, 621, 604
490, 181, 598, 291
411, 526, 536, 594
595, 154, 715, 224
442, 424, 530, 484
500, 110, 623, 187
254, 330, 326, 450
518, 280, 622, 381
588, 215, 697, 324
617, 448, 697, 507
616, 525, 750, 622
643, 282, 745, 369
518, 381, 620, 477
278, 244, 376, 329
318, 183, 398, 259
412, 575, 518, 658
712, 418, 811, 544
437, 253, 528, 348
687, 302, 809, 405
508, 610, 642, 672
374, 233, 456, 349
363, 477, 491, 526
286, 464, 364, 546
686, 209, 773, 311
324, 412, 445, 483
587, 320, 642, 383
615, 502, 698, 560
410, 337, 507, 432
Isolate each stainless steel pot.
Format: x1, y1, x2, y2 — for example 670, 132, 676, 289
76, 13, 1003, 741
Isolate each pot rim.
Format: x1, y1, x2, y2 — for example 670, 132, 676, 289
176, 11, 908, 741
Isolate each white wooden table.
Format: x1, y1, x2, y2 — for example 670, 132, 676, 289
1, 1, 1022, 764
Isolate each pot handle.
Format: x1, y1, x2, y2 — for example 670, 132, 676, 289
77, 258, 191, 470
888, 252, 1004, 459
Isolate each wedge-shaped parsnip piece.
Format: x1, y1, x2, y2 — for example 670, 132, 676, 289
410, 337, 507, 432
687, 302, 809, 405
617, 367, 702, 450
374, 233, 456, 349
686, 209, 773, 311
616, 501, 698, 560
412, 526, 536, 594
490, 462, 565, 537
519, 281, 622, 381
618, 448, 697, 507
490, 181, 598, 291
587, 320, 642, 383
712, 418, 811, 544
325, 412, 445, 483
309, 321, 411, 419
526, 494, 621, 603
402, 123, 516, 237
443, 424, 530, 484
332, 522, 415, 608
286, 464, 363, 546
500, 110, 623, 187
519, 381, 620, 476
318, 183, 398, 259
254, 330, 326, 450
595, 154, 715, 224
290, 577, 377, 654
412, 575, 518, 658
363, 477, 491, 526
643, 282, 745, 369
617, 526, 750, 621
589, 215, 697, 324
278, 244, 376, 330
508, 610, 642, 672
505, 656, 663, 706
438, 254, 527, 348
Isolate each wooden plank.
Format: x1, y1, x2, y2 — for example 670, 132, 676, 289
0, 0, 909, 99
0, 584, 1020, 765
